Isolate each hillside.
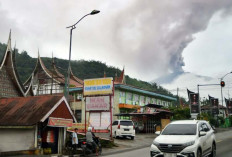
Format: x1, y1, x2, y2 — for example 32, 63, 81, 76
0, 42, 176, 98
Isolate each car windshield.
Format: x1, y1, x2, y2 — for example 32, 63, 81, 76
162, 124, 196, 135
120, 121, 133, 126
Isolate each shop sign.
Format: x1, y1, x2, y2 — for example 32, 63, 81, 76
84, 77, 113, 96
68, 123, 89, 131
86, 96, 110, 111
48, 117, 73, 127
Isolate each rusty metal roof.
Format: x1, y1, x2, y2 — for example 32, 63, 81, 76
0, 95, 64, 126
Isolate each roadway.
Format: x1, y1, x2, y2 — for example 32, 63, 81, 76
104, 129, 232, 157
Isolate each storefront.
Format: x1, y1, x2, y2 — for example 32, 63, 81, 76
0, 95, 76, 155
114, 104, 172, 133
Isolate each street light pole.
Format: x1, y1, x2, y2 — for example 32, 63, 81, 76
220, 71, 232, 107
66, 10, 100, 101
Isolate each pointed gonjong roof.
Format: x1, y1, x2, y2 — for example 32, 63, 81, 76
50, 56, 83, 87
0, 32, 33, 97
24, 52, 83, 89
114, 67, 126, 84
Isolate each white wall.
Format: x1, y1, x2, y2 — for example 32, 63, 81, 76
0, 128, 35, 152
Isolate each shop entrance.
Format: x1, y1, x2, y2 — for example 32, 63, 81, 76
42, 127, 59, 154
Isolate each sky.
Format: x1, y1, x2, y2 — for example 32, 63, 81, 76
1, 0, 232, 101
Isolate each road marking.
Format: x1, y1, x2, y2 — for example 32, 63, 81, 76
216, 136, 232, 143
216, 140, 222, 143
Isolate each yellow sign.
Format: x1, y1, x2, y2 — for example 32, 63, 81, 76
84, 77, 113, 96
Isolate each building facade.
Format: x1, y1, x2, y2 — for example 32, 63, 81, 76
69, 69, 176, 126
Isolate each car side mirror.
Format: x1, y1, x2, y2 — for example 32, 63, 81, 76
199, 131, 207, 137
155, 131, 160, 135
211, 126, 217, 133
211, 125, 216, 130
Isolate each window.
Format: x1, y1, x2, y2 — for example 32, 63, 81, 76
162, 124, 197, 135
134, 94, 139, 105
140, 96, 145, 106
151, 98, 156, 104
75, 110, 82, 123
201, 123, 209, 132
126, 93, 132, 104
146, 97, 151, 105
120, 121, 133, 126
119, 92, 125, 103
112, 121, 118, 125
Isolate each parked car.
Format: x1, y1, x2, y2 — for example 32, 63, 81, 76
112, 120, 135, 140
150, 120, 216, 157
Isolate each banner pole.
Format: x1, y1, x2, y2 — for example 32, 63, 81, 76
85, 97, 87, 133
110, 95, 112, 139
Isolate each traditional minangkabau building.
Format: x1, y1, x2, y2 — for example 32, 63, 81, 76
0, 32, 34, 98
24, 51, 83, 96
0, 33, 79, 155
0, 95, 76, 155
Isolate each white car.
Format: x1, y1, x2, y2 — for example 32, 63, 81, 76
150, 120, 216, 157
112, 120, 135, 140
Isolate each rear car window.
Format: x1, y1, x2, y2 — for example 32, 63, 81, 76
120, 121, 133, 126
162, 124, 196, 135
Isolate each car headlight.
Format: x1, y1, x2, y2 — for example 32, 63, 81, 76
183, 141, 195, 147
152, 140, 160, 147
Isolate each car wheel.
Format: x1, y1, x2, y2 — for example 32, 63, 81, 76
131, 136, 134, 140
197, 148, 202, 157
209, 143, 216, 157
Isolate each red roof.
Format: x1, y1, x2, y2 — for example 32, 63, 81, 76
114, 68, 125, 84
0, 95, 75, 126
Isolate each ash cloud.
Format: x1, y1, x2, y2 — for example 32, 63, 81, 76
109, 0, 232, 79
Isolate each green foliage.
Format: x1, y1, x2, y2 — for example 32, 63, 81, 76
100, 139, 116, 148
218, 116, 225, 125
0, 41, 178, 99
167, 106, 191, 120
229, 116, 232, 126
197, 112, 226, 127
209, 118, 218, 127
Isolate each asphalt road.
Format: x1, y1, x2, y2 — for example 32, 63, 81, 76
216, 136, 232, 157
105, 130, 232, 157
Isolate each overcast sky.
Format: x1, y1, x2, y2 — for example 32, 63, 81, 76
1, 0, 232, 100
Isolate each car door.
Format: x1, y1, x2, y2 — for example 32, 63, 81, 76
201, 122, 211, 155
202, 122, 213, 154
206, 122, 215, 146
198, 122, 207, 153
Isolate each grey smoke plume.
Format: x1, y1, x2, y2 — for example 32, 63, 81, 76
0, 0, 232, 81
110, 0, 232, 78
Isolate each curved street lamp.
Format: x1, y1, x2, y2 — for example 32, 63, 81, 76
66, 10, 100, 101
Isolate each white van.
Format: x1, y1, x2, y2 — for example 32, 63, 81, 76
112, 120, 135, 140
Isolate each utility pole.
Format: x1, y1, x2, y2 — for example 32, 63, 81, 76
177, 87, 179, 107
